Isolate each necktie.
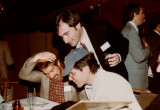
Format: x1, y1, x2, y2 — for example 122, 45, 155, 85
80, 42, 88, 50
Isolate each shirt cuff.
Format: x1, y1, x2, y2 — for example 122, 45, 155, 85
116, 53, 121, 63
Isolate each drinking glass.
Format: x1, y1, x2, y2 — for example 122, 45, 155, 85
104, 53, 110, 65
27, 92, 36, 110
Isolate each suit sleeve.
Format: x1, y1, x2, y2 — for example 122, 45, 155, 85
127, 30, 151, 63
18, 58, 43, 82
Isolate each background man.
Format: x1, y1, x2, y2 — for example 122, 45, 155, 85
55, 9, 129, 80
146, 17, 160, 80
121, 3, 151, 92
19, 51, 87, 103
63, 47, 141, 110
0, 39, 14, 93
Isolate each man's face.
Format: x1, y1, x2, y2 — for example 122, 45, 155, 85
134, 8, 145, 26
41, 64, 62, 80
69, 67, 89, 88
57, 20, 82, 47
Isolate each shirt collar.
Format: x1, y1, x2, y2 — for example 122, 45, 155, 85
128, 21, 139, 33
153, 30, 160, 36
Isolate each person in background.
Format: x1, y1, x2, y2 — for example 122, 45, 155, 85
146, 17, 160, 82
121, 3, 151, 96
55, 9, 129, 80
63, 47, 141, 110
143, 52, 160, 94
19, 51, 87, 103
0, 36, 14, 93
142, 54, 160, 110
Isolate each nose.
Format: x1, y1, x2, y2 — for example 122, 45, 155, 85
69, 74, 73, 81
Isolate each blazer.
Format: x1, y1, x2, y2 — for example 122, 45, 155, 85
84, 20, 129, 80
146, 31, 160, 93
146, 31, 160, 75
121, 22, 151, 90
18, 58, 87, 102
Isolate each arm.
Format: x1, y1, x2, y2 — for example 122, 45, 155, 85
128, 30, 151, 63
18, 58, 43, 82
19, 52, 57, 82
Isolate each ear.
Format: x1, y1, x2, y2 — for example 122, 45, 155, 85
133, 12, 137, 17
75, 22, 81, 30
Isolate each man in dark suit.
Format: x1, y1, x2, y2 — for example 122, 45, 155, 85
146, 18, 160, 77
143, 18, 160, 94
55, 9, 129, 80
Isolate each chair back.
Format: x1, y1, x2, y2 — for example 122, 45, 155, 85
2, 81, 28, 102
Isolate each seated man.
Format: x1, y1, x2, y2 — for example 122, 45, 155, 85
19, 51, 87, 103
63, 47, 142, 110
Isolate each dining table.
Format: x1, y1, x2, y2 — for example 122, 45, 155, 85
0, 96, 59, 110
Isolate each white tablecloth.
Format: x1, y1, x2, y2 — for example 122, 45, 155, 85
0, 97, 59, 110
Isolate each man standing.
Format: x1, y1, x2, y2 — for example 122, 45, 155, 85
19, 51, 87, 103
0, 40, 14, 92
121, 3, 151, 91
146, 17, 160, 77
63, 47, 141, 110
55, 9, 129, 80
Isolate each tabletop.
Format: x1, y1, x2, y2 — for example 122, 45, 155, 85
0, 97, 59, 110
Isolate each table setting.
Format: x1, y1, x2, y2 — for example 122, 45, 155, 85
0, 95, 59, 110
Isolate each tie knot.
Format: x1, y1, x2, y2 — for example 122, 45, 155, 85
80, 42, 85, 48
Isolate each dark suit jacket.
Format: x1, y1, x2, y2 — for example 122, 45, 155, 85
146, 31, 160, 75
55, 20, 129, 80
84, 20, 129, 80
146, 31, 160, 93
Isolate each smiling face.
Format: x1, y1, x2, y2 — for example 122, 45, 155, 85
57, 20, 82, 47
41, 63, 62, 81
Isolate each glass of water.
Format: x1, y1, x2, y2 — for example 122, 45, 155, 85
27, 92, 36, 110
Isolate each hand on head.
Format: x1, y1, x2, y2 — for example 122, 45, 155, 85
31, 52, 57, 62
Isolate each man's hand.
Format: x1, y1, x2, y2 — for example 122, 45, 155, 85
105, 53, 120, 67
30, 52, 57, 62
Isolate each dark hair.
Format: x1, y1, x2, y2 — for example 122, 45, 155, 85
73, 52, 100, 74
55, 9, 81, 30
36, 60, 58, 70
122, 3, 141, 26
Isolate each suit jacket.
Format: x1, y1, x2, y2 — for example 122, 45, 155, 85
146, 31, 160, 75
146, 31, 160, 93
18, 58, 87, 102
121, 22, 151, 90
84, 20, 129, 80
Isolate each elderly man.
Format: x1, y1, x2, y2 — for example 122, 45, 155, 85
63, 47, 141, 110
19, 51, 87, 103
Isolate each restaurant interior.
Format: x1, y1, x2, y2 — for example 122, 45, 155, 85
0, 0, 160, 109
